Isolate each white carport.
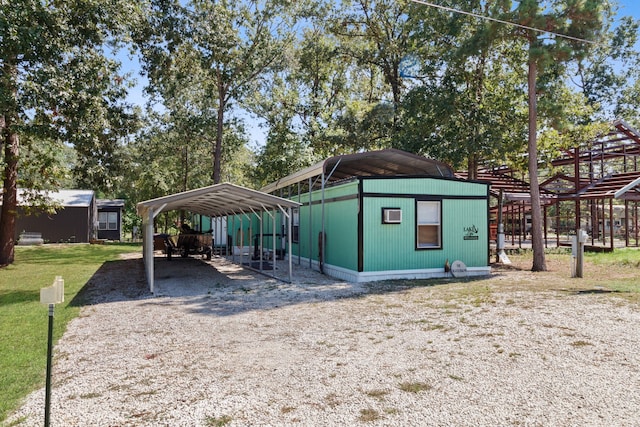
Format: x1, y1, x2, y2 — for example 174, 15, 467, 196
136, 183, 301, 293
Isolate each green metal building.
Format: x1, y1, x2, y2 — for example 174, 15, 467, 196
233, 149, 491, 282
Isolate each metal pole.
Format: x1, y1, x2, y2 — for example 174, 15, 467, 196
44, 304, 54, 427
556, 200, 560, 247
288, 207, 293, 283
273, 211, 277, 279
610, 198, 614, 250
308, 177, 312, 269
320, 171, 325, 273
297, 182, 301, 265
259, 211, 264, 272
576, 231, 585, 278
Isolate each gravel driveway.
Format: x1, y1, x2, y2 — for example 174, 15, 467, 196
6, 253, 640, 426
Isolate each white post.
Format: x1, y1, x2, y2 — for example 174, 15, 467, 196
273, 209, 277, 278
288, 206, 293, 283
145, 208, 155, 293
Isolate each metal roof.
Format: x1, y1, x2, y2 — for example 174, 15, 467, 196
97, 199, 125, 208
136, 182, 301, 218
6, 189, 95, 208
261, 148, 454, 194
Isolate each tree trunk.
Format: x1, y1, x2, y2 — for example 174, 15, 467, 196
0, 114, 19, 266
213, 78, 225, 185
527, 57, 547, 272
467, 154, 478, 180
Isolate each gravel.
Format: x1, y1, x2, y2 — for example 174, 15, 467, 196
5, 253, 640, 426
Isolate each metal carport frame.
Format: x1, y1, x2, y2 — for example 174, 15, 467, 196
136, 183, 301, 293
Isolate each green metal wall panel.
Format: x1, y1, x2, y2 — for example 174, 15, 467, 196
290, 181, 359, 270
267, 176, 488, 275
323, 198, 359, 270
362, 197, 416, 271
362, 177, 487, 197
362, 196, 488, 271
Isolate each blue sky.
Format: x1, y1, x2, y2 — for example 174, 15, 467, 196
618, 1, 640, 18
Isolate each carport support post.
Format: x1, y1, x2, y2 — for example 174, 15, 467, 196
297, 182, 301, 265
308, 177, 313, 269
251, 207, 263, 272
259, 211, 264, 272
321, 170, 325, 273
272, 210, 277, 279
145, 208, 155, 293
277, 204, 293, 283
287, 206, 293, 282
232, 214, 236, 264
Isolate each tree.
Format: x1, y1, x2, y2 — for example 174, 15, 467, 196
333, 0, 421, 130
136, 0, 297, 184
0, 0, 139, 265
398, 0, 527, 177
511, 0, 608, 271
571, 12, 639, 118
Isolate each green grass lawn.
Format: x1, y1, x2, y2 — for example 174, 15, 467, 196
0, 243, 141, 423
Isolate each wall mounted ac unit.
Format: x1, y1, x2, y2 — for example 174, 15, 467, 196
382, 208, 402, 224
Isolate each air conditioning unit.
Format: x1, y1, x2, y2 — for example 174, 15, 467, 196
382, 208, 402, 224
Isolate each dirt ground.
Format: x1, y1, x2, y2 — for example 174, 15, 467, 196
78, 249, 640, 302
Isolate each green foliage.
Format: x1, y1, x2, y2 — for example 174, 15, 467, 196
252, 123, 312, 188
331, 0, 419, 137
0, 0, 140, 186
135, 0, 297, 184
0, 243, 141, 422
397, 1, 527, 174
130, 0, 636, 196
572, 13, 640, 117
0, 0, 142, 264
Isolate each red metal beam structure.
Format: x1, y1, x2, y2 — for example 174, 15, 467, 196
549, 120, 640, 250
459, 119, 640, 250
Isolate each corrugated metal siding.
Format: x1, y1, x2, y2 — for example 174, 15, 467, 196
362, 197, 416, 270
362, 197, 488, 271
16, 207, 91, 243
290, 181, 359, 270
323, 197, 358, 270
363, 177, 487, 197
264, 176, 488, 275
441, 199, 488, 265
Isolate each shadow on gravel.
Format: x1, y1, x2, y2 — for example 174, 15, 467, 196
134, 255, 492, 317
70, 258, 150, 306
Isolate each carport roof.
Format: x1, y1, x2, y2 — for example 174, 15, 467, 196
260, 148, 454, 194
136, 182, 301, 218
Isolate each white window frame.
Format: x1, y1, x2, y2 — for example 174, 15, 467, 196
416, 200, 441, 249
99, 212, 118, 231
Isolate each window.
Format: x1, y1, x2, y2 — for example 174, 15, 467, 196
416, 201, 441, 249
292, 208, 300, 243
99, 212, 118, 230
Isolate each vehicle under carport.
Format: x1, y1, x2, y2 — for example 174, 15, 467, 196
136, 183, 301, 293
